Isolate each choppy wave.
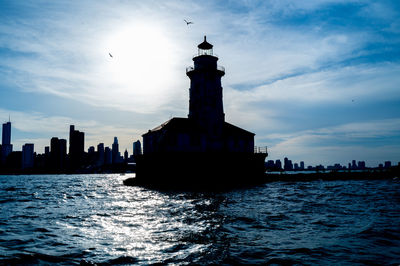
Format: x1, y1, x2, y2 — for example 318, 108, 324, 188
1, 174, 399, 264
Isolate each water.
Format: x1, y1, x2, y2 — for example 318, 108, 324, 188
0, 174, 399, 265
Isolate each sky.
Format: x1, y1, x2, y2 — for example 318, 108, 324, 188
0, 0, 399, 167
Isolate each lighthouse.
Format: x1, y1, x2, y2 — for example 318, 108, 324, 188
187, 36, 225, 133
134, 36, 267, 189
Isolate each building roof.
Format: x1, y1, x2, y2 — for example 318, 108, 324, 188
143, 117, 199, 136
223, 122, 255, 137
143, 117, 254, 137
198, 36, 213, 50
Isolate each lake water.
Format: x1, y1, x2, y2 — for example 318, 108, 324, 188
1, 174, 399, 265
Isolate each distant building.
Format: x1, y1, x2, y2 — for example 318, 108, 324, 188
124, 149, 128, 162
88, 146, 95, 154
266, 160, 275, 169
275, 160, 282, 170
51, 137, 67, 171
1, 121, 12, 163
112, 137, 119, 163
300, 161, 305, 170
22, 143, 34, 169
45, 146, 50, 155
104, 147, 112, 165
384, 161, 391, 168
284, 157, 293, 171
358, 161, 366, 170
69, 125, 84, 169
133, 140, 142, 157
97, 143, 105, 166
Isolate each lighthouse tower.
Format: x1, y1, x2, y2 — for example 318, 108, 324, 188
135, 36, 267, 188
186, 36, 225, 138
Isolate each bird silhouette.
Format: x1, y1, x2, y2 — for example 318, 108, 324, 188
184, 19, 193, 25
109, 53, 113, 58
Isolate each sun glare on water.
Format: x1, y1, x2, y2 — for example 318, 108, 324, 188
103, 23, 177, 110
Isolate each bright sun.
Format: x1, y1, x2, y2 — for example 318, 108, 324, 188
103, 22, 177, 110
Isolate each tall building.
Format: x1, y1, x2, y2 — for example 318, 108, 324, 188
50, 138, 67, 171
1, 121, 12, 163
124, 149, 128, 162
104, 147, 112, 165
133, 140, 142, 157
112, 137, 119, 163
97, 143, 105, 166
284, 157, 293, 171
69, 125, 84, 169
2, 121, 11, 145
22, 143, 34, 169
275, 159, 282, 170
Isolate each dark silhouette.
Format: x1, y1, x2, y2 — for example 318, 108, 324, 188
109, 53, 113, 58
133, 36, 267, 189
184, 19, 193, 25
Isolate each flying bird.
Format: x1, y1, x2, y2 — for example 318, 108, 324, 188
109, 53, 113, 58
184, 19, 193, 25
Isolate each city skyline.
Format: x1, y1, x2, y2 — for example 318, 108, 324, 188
1, 1, 400, 166
1, 120, 397, 172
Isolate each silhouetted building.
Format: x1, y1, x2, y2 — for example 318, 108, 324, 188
124, 149, 128, 162
300, 161, 305, 170
104, 147, 112, 165
275, 160, 282, 170
143, 37, 254, 154
358, 161, 366, 170
50, 137, 67, 171
133, 140, 142, 157
22, 143, 34, 169
88, 146, 95, 154
112, 137, 119, 163
266, 160, 275, 169
6, 151, 21, 170
45, 146, 50, 155
384, 161, 391, 168
1, 121, 12, 163
69, 125, 84, 169
352, 160, 357, 169
137, 36, 267, 187
97, 143, 105, 166
284, 157, 293, 171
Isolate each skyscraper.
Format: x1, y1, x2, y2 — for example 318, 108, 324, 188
69, 125, 84, 169
1, 121, 12, 163
105, 147, 112, 165
97, 143, 105, 166
133, 140, 142, 157
112, 137, 119, 163
22, 143, 34, 169
50, 137, 66, 171
2, 122, 11, 145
